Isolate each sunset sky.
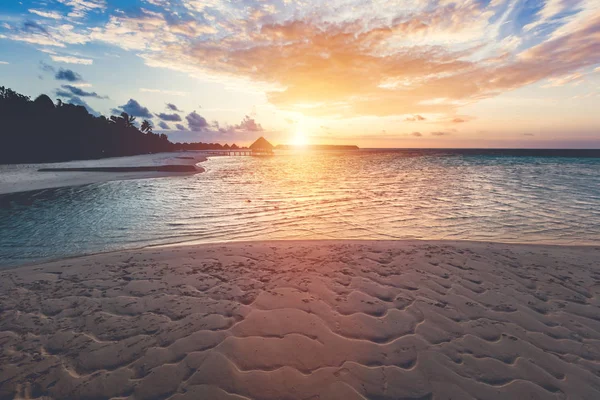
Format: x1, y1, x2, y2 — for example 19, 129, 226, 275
1, 0, 599, 148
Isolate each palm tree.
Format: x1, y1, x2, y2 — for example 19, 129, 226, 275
122, 112, 136, 128
109, 112, 137, 128
110, 115, 124, 128
141, 120, 152, 133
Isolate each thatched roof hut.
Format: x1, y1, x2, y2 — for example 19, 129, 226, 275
249, 137, 274, 155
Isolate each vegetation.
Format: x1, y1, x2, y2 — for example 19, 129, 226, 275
172, 142, 247, 151
0, 87, 243, 164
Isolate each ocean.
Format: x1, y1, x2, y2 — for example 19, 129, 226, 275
1, 149, 599, 268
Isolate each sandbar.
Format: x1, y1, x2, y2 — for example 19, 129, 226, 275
0, 152, 207, 195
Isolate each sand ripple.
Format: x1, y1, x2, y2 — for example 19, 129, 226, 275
1, 241, 600, 399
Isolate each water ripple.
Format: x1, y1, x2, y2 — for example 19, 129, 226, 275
1, 150, 600, 267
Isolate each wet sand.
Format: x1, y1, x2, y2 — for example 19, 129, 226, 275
0, 152, 206, 195
1, 240, 599, 399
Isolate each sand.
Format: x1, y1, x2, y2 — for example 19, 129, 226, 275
0, 152, 207, 195
1, 240, 599, 399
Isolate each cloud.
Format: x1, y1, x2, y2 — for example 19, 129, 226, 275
0, 61, 8, 65
89, 8, 216, 52
29, 9, 62, 20
57, 0, 106, 19
23, 20, 49, 35
59, 84, 107, 99
4, 3, 489, 116
234, 116, 263, 132
451, 118, 466, 123
58, 95, 98, 116
166, 103, 182, 112
172, 112, 266, 137
113, 99, 153, 118
55, 84, 105, 112
523, 0, 582, 33
207, 115, 266, 135
55, 89, 71, 98
69, 82, 92, 88
55, 68, 82, 82
543, 72, 584, 87
40, 61, 55, 73
431, 131, 450, 136
140, 88, 188, 96
4, 0, 600, 125
180, 3, 600, 117
186, 111, 208, 131
158, 121, 171, 129
50, 55, 93, 65
1, 19, 89, 48
156, 112, 182, 121
411, 132, 422, 137
404, 115, 426, 122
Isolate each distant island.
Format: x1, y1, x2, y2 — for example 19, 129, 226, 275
0, 86, 246, 164
276, 144, 359, 151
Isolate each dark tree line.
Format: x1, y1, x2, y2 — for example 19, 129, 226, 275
0, 87, 243, 164
172, 142, 246, 151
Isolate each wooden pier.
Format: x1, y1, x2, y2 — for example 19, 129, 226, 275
203, 149, 253, 156
203, 137, 274, 157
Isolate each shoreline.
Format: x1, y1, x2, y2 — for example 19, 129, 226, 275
0, 152, 208, 195
2, 238, 599, 271
1, 239, 599, 399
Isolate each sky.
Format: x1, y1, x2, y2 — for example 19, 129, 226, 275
0, 0, 599, 148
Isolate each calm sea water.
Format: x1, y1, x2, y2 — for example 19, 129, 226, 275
1, 149, 599, 268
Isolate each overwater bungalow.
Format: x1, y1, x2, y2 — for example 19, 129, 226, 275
249, 136, 274, 156
203, 137, 274, 156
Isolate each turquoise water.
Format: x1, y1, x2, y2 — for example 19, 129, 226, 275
1, 149, 599, 267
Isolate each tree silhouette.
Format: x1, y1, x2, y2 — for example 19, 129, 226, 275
0, 86, 245, 164
110, 112, 136, 128
141, 120, 152, 133
123, 113, 136, 128
109, 115, 125, 128
33, 94, 55, 111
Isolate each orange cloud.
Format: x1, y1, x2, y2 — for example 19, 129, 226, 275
12, 0, 599, 124
165, 8, 600, 118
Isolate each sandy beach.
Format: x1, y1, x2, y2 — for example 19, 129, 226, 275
0, 152, 207, 195
1, 240, 599, 399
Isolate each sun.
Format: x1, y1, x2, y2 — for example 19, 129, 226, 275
292, 129, 308, 147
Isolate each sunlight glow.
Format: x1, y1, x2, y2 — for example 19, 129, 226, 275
292, 129, 309, 146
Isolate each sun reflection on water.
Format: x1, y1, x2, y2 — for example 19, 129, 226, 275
1, 150, 600, 267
